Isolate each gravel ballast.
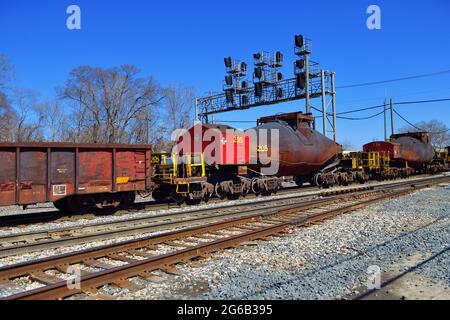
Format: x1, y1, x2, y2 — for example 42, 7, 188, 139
114, 185, 450, 300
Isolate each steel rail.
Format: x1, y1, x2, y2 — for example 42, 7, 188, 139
0, 185, 378, 257
0, 185, 314, 228
0, 173, 445, 228
1, 173, 446, 246
2, 177, 448, 300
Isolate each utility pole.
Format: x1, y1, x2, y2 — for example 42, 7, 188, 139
304, 54, 310, 114
320, 70, 326, 136
195, 98, 199, 122
390, 98, 394, 138
330, 72, 337, 142
383, 98, 387, 141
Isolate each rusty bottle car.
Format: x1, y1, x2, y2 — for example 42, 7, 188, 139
248, 111, 339, 187
390, 132, 435, 170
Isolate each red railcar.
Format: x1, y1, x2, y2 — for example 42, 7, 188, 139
363, 141, 401, 158
0, 143, 153, 212
177, 123, 250, 165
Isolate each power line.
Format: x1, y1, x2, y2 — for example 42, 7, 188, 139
337, 103, 385, 115
214, 96, 450, 125
337, 110, 385, 121
337, 69, 450, 89
393, 109, 450, 134
213, 120, 255, 123
337, 97, 450, 117
393, 109, 423, 131
393, 98, 450, 105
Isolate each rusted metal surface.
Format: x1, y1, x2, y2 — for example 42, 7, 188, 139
249, 112, 338, 176
363, 133, 435, 170
0, 143, 153, 207
390, 132, 434, 170
0, 148, 15, 206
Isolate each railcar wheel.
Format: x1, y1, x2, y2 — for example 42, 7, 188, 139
215, 182, 227, 199
202, 190, 212, 203
119, 192, 136, 208
151, 187, 169, 202
170, 191, 185, 205
251, 178, 262, 195
293, 176, 304, 187
53, 198, 69, 212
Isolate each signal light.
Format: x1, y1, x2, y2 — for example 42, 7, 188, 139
275, 51, 283, 64
225, 75, 233, 86
255, 83, 263, 97
295, 35, 304, 48
295, 59, 305, 69
277, 88, 283, 98
254, 67, 263, 79
296, 73, 306, 89
225, 90, 234, 103
241, 62, 247, 73
224, 57, 232, 68
277, 72, 283, 81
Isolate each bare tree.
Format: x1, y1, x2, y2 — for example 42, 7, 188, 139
153, 84, 195, 151
11, 88, 44, 142
0, 54, 14, 89
60, 65, 163, 144
35, 100, 69, 141
163, 84, 195, 132
0, 55, 44, 142
0, 92, 17, 141
340, 139, 356, 151
399, 120, 450, 149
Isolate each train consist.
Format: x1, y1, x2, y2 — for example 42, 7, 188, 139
150, 111, 449, 203
0, 111, 448, 211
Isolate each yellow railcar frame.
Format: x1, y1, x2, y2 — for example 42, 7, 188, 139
152, 152, 207, 194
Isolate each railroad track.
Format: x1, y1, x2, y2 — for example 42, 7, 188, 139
1, 175, 448, 300
0, 173, 443, 228
1, 175, 445, 258
0, 185, 312, 228
0, 185, 374, 258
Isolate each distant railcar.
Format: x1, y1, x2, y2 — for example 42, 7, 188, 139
363, 132, 434, 171
390, 132, 435, 170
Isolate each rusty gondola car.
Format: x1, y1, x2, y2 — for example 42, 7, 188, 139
0, 143, 153, 212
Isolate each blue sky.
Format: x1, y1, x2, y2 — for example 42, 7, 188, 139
1, 0, 449, 148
